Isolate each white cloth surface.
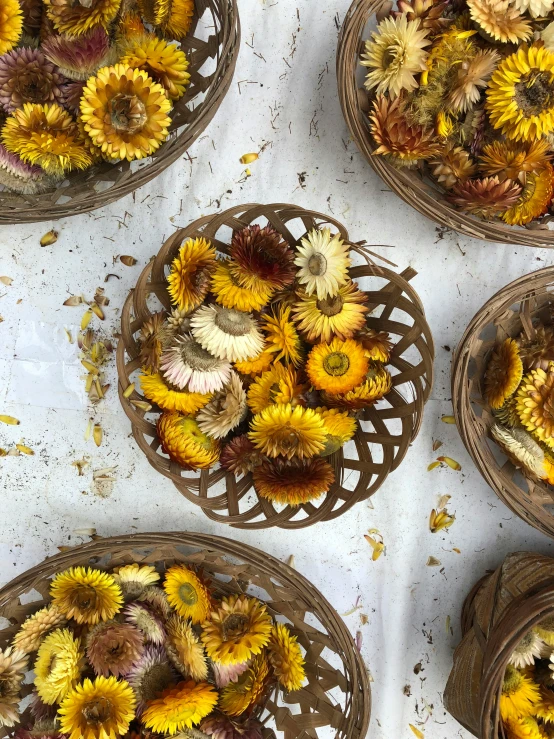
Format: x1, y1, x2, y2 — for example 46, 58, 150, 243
2, 1, 554, 737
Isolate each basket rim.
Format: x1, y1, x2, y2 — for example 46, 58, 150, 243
116, 201, 435, 529
451, 265, 554, 539
336, 0, 554, 247
0, 0, 240, 224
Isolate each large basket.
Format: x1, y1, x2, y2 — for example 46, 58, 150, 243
445, 551, 554, 738
336, 0, 554, 247
0, 0, 240, 224
116, 202, 434, 529
0, 531, 371, 739
452, 267, 554, 539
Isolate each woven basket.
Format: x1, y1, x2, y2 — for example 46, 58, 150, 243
452, 266, 554, 539
116, 202, 434, 529
0, 0, 239, 224
445, 551, 554, 738
0, 532, 371, 739
336, 0, 554, 247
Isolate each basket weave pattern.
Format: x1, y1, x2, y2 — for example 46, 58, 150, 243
116, 202, 434, 529
0, 0, 240, 223
452, 267, 554, 539
0, 532, 370, 739
336, 0, 554, 247
445, 551, 554, 738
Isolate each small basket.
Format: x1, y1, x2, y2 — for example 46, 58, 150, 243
0, 0, 240, 224
445, 551, 554, 738
0, 531, 371, 739
336, 0, 554, 247
452, 266, 554, 539
116, 202, 434, 529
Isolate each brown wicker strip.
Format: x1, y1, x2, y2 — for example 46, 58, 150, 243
116, 202, 435, 529
452, 266, 554, 539
445, 551, 554, 738
336, 0, 554, 247
0, 0, 240, 223
0, 532, 371, 739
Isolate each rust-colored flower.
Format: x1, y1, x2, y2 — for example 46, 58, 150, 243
220, 435, 263, 476
447, 176, 522, 219
430, 145, 477, 189
252, 457, 335, 506
479, 139, 552, 181
518, 325, 554, 371
394, 0, 451, 35
369, 94, 441, 166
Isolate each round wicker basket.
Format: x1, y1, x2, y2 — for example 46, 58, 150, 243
452, 266, 554, 539
0, 0, 240, 224
116, 202, 434, 529
336, 0, 554, 247
0, 532, 371, 739
445, 551, 554, 739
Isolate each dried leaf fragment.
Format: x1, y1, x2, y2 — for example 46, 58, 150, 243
93, 424, 102, 447
131, 399, 152, 411
446, 615, 451, 634
90, 303, 104, 320
364, 530, 385, 561
84, 419, 93, 441
123, 383, 135, 399
429, 508, 455, 533
81, 309, 93, 330
437, 494, 451, 510
441, 415, 455, 424
240, 152, 258, 164
64, 328, 73, 343
437, 455, 461, 471
409, 725, 424, 739
64, 295, 83, 306
426, 556, 441, 566
40, 230, 58, 246
453, 547, 461, 554
81, 360, 99, 375
428, 461, 440, 471
0, 276, 13, 285
15, 443, 33, 455
0, 415, 19, 425
119, 255, 137, 266
432, 439, 443, 451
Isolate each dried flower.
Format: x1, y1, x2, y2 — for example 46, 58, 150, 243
294, 227, 350, 301
86, 620, 144, 677
249, 403, 326, 460
157, 411, 220, 469
430, 145, 477, 189
516, 367, 554, 448
50, 566, 123, 624
219, 435, 263, 476
124, 601, 166, 644
160, 335, 231, 394
167, 237, 217, 314
58, 676, 135, 739
484, 338, 524, 409
268, 623, 306, 691
0, 48, 64, 113
139, 0, 194, 39
503, 164, 554, 226
112, 563, 160, 599
467, 0, 531, 43
513, 0, 553, 18
0, 142, 52, 194
519, 325, 554, 371
59, 80, 86, 115
120, 34, 190, 101
126, 645, 176, 713
166, 614, 208, 681
447, 176, 522, 218
0, 647, 28, 726
191, 305, 264, 363
219, 655, 269, 717
0, 0, 22, 55
447, 50, 499, 114
490, 423, 546, 479
142, 680, 218, 733
479, 139, 552, 181
201, 716, 264, 739
42, 27, 113, 81
34, 629, 83, 704
229, 224, 295, 292
395, 0, 450, 35
196, 371, 248, 439
13, 604, 66, 653
44, 0, 120, 36
253, 457, 335, 506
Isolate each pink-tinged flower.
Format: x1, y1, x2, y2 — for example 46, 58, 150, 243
0, 143, 53, 194
42, 27, 113, 81
0, 48, 65, 113
160, 335, 232, 394
212, 660, 250, 689
59, 80, 85, 115
201, 715, 263, 739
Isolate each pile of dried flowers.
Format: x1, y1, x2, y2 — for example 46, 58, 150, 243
0, 0, 193, 195
484, 324, 554, 483
498, 620, 554, 737
1, 561, 305, 738
361, 0, 554, 226
133, 223, 395, 507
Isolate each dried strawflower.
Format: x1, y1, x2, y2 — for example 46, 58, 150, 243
262, 306, 303, 368
163, 564, 210, 623
142, 680, 218, 733
484, 338, 523, 409
292, 281, 367, 343
467, 0, 531, 43
13, 604, 65, 653
322, 362, 393, 410
252, 457, 335, 506
0, 48, 64, 113
318, 407, 357, 456
447, 176, 522, 218
2, 102, 92, 175
395, 0, 450, 35
430, 145, 477, 189
201, 716, 264, 739
229, 224, 295, 292
479, 139, 552, 181
120, 34, 190, 101
503, 165, 554, 226
307, 338, 368, 395
447, 50, 499, 114
166, 614, 208, 681
34, 629, 83, 704
490, 423, 546, 479
486, 45, 554, 142
211, 662, 249, 689
516, 367, 554, 448
370, 94, 441, 166
160, 335, 231, 394
124, 601, 166, 644
543, 21, 554, 51
140, 371, 212, 414
42, 27, 113, 80
157, 411, 220, 469
501, 666, 540, 722
126, 645, 176, 713
211, 259, 273, 312
168, 238, 217, 313
0, 0, 22, 55
196, 371, 248, 439
513, 0, 553, 18
233, 349, 273, 377
509, 630, 544, 668
268, 623, 306, 691
50, 566, 123, 624
139, 0, 194, 39
519, 325, 554, 371
112, 563, 160, 599
219, 655, 269, 717
493, 396, 520, 428
0, 647, 27, 726
248, 403, 326, 459
219, 435, 262, 476
201, 595, 272, 666
361, 15, 430, 98
80, 64, 171, 161
138, 311, 171, 372
358, 328, 393, 362
58, 676, 135, 739
0, 143, 52, 194
44, 0, 120, 36
246, 364, 303, 415
294, 227, 350, 301
59, 80, 86, 115
191, 305, 264, 363
86, 620, 144, 677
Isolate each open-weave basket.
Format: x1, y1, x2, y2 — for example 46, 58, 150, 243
0, 0, 239, 224
452, 266, 554, 539
0, 532, 371, 739
336, 0, 554, 247
116, 202, 434, 529
445, 551, 554, 738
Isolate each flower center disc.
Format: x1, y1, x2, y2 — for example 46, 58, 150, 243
307, 253, 327, 276
214, 308, 252, 336
515, 72, 554, 116
110, 93, 147, 134
142, 663, 175, 701
323, 352, 350, 376
222, 613, 249, 641
180, 339, 219, 371
83, 696, 112, 725
73, 584, 99, 611
317, 294, 344, 316
178, 582, 198, 606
